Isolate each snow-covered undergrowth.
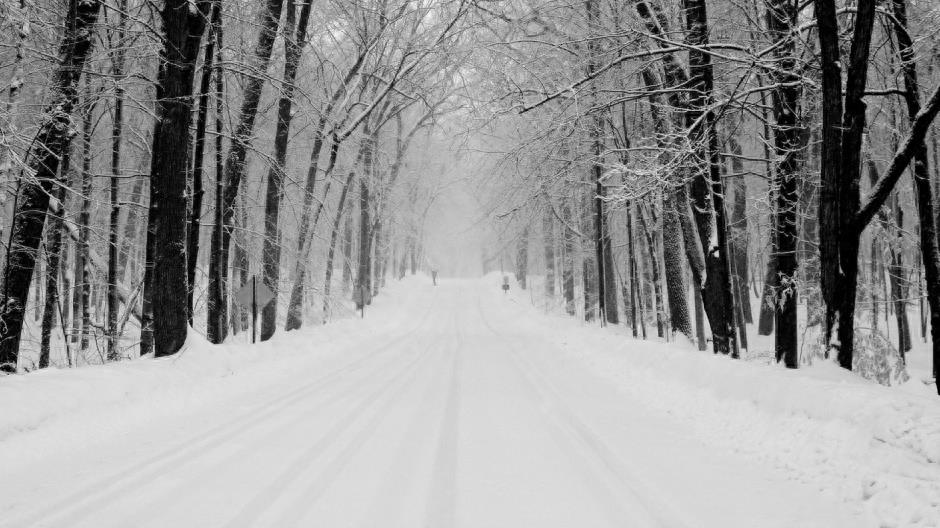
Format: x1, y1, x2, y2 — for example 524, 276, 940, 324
490, 273, 940, 527
0, 275, 434, 471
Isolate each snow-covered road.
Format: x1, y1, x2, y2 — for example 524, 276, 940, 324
0, 280, 875, 527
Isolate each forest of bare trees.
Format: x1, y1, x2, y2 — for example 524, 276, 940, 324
1, 0, 939, 395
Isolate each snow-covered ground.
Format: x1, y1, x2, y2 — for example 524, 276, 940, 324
0, 276, 936, 527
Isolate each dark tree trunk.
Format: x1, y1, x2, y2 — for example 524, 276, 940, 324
74, 84, 95, 357
581, 192, 597, 322
207, 24, 225, 342
261, 0, 313, 340
562, 201, 576, 316
140, 209, 155, 356
625, 201, 639, 336
663, 192, 692, 339
757, 252, 778, 336
342, 211, 354, 292
108, 0, 127, 362
323, 169, 358, 319
543, 205, 555, 299
887, 232, 911, 356
693, 283, 707, 350
146, 0, 210, 357
207, 0, 283, 343
683, 0, 737, 356
585, 0, 612, 325
40, 150, 72, 368
891, 0, 940, 392
767, 0, 803, 367
118, 176, 145, 283
815, 0, 870, 368
638, 204, 664, 337
187, 0, 221, 319
232, 191, 250, 334
0, 0, 103, 373
813, 0, 936, 370
356, 138, 375, 310
602, 209, 618, 324
284, 141, 341, 330
515, 226, 528, 289
727, 137, 752, 325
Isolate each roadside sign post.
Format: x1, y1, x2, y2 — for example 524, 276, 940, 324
234, 276, 275, 344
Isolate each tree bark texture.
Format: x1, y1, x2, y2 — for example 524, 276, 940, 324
147, 0, 210, 357
207, 0, 284, 343
0, 0, 103, 372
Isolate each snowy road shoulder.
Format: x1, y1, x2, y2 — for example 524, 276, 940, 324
0, 277, 437, 474
486, 275, 940, 527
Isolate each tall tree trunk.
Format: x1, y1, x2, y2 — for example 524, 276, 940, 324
140, 203, 155, 356
146, 0, 210, 357
355, 137, 375, 310
342, 210, 353, 292
638, 204, 665, 337
187, 0, 221, 319
543, 204, 556, 299
40, 150, 72, 368
727, 137, 752, 325
107, 0, 127, 361
323, 169, 358, 318
815, 0, 939, 370
693, 283, 707, 350
581, 191, 597, 322
815, 0, 872, 368
207, 24, 225, 342
0, 0, 29, 217
683, 0, 737, 356
261, 0, 313, 340
283, 141, 344, 330
602, 208, 618, 324
74, 83, 95, 357
562, 201, 576, 316
232, 190, 250, 334
625, 201, 639, 336
585, 0, 611, 325
118, 176, 144, 283
663, 192, 692, 339
757, 251, 777, 335
891, 0, 940, 392
0, 0, 103, 373
515, 226, 528, 289
767, 0, 803, 367
207, 0, 284, 343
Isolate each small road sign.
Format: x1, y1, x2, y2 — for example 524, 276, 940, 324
234, 276, 276, 343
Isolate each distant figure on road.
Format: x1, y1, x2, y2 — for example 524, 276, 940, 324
502, 275, 510, 294
432, 269, 438, 286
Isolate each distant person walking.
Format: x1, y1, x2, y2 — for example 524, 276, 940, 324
432, 269, 438, 286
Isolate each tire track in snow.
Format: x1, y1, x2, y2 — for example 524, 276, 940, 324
124, 336, 428, 526
474, 294, 694, 528
219, 335, 441, 527
355, 311, 461, 528
1, 298, 438, 528
423, 311, 462, 528
265, 318, 460, 527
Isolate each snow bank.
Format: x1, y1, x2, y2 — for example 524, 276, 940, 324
0, 275, 434, 470
485, 273, 940, 527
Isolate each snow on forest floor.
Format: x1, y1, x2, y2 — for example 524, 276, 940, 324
0, 275, 937, 527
